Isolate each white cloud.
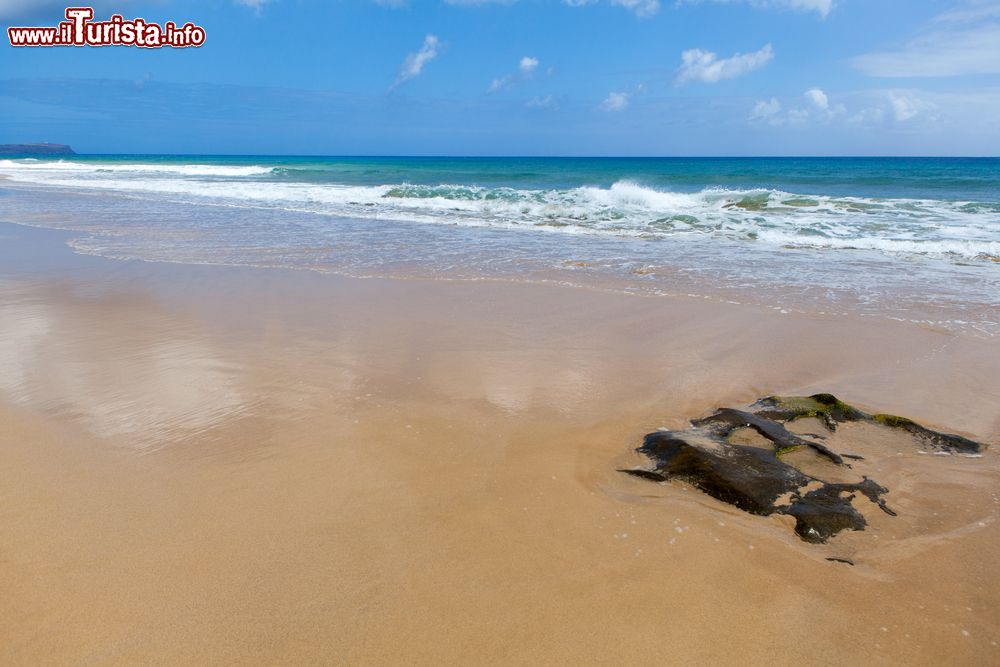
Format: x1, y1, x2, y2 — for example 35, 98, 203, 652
751, 88, 937, 127
887, 91, 936, 122
853, 3, 1000, 77
750, 97, 782, 123
676, 43, 774, 84
598, 91, 630, 111
804, 87, 828, 110
750, 88, 847, 125
390, 35, 440, 91
845, 90, 937, 125
679, 0, 832, 18
749, 97, 812, 126
804, 87, 845, 120
489, 75, 512, 92
489, 56, 541, 92
526, 95, 558, 110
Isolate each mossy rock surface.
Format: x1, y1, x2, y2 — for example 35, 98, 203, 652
754, 393, 984, 453
621, 393, 987, 543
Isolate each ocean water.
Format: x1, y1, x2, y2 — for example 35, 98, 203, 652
0, 156, 998, 334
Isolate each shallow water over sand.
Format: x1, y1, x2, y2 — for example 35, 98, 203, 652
2, 181, 998, 337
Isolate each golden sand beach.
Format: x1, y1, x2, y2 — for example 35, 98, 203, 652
1, 222, 998, 665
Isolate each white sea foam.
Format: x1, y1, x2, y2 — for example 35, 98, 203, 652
756, 230, 1000, 261
0, 159, 273, 178
1, 159, 998, 263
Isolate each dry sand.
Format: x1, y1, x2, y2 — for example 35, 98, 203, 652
1, 222, 998, 665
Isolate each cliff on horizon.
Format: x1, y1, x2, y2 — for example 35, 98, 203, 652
0, 143, 75, 156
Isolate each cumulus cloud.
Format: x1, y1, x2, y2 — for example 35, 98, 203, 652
804, 87, 828, 110
852, 4, 1000, 78
751, 88, 933, 127
887, 91, 937, 122
676, 43, 774, 84
845, 90, 937, 125
598, 91, 630, 111
750, 97, 782, 123
390, 35, 440, 91
489, 56, 541, 92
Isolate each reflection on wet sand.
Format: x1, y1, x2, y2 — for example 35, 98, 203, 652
1, 223, 999, 665
0, 285, 248, 448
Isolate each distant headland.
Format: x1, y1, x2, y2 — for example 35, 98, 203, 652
0, 143, 75, 156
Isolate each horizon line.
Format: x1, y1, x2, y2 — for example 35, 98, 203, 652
9, 152, 1000, 159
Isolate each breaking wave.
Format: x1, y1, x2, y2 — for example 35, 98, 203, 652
1, 159, 998, 262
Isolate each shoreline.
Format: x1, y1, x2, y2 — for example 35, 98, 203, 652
1, 221, 998, 664
2, 179, 998, 341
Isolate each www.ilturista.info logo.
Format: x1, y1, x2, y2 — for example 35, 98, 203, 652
7, 7, 205, 48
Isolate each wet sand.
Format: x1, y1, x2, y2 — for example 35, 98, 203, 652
1, 221, 998, 665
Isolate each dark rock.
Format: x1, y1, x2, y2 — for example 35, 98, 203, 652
752, 393, 867, 431
621, 394, 988, 543
623, 429, 892, 543
753, 393, 986, 453
825, 557, 855, 566
692, 407, 845, 464
869, 414, 983, 454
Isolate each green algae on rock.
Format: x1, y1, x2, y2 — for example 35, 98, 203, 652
621, 394, 988, 543
753, 393, 985, 453
691, 407, 845, 464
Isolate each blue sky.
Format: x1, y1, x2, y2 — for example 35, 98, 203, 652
2, 0, 999, 155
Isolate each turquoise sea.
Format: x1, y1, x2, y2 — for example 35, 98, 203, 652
1, 156, 998, 333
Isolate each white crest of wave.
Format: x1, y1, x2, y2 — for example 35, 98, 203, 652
2, 165, 997, 263
576, 181, 704, 210
0, 159, 273, 177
